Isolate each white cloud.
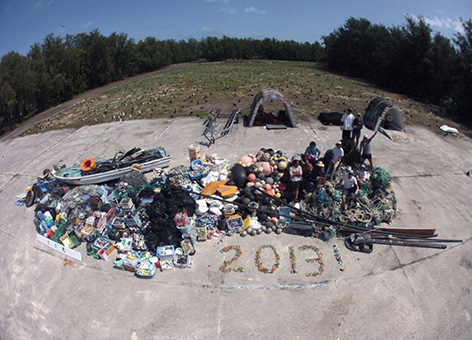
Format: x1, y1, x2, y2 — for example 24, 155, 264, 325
411, 13, 465, 35
205, 0, 235, 14
33, 0, 53, 9
245, 7, 266, 14
203, 0, 229, 4
83, 21, 93, 28
200, 26, 215, 32
424, 16, 464, 34
220, 8, 237, 14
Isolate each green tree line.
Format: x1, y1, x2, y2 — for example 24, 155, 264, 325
323, 16, 472, 127
0, 16, 471, 135
0, 31, 323, 133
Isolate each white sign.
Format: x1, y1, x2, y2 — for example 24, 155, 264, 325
36, 233, 83, 262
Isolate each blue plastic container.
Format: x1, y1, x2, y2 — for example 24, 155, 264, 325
278, 206, 292, 223
191, 159, 204, 171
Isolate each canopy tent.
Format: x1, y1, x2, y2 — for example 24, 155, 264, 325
247, 89, 296, 127
363, 97, 404, 132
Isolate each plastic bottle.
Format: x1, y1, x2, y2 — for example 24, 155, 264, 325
40, 220, 49, 232
44, 211, 54, 228
37, 211, 45, 220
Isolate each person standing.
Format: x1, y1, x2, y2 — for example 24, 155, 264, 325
360, 131, 378, 170
304, 141, 321, 165
289, 157, 303, 201
352, 112, 364, 148
341, 108, 355, 141
326, 141, 344, 177
340, 170, 359, 209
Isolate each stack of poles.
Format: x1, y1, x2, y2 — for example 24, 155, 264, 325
161, 183, 462, 250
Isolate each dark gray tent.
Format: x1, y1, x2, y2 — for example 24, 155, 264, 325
364, 97, 404, 132
247, 89, 296, 127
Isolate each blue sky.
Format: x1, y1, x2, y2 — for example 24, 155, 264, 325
0, 0, 470, 58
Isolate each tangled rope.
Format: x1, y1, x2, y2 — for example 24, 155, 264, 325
305, 164, 397, 225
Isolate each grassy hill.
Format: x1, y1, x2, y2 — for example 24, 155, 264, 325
25, 60, 470, 137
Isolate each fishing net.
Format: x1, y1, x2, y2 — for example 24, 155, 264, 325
371, 168, 392, 191
304, 164, 397, 225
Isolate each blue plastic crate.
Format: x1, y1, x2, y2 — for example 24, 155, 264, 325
189, 169, 203, 181
278, 206, 292, 223
156, 245, 175, 261
226, 216, 243, 232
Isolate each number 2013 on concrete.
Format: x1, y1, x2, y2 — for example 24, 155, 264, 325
219, 244, 326, 277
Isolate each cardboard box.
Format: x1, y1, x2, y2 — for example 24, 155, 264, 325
188, 144, 201, 162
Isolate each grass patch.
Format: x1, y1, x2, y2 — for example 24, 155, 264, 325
25, 60, 471, 137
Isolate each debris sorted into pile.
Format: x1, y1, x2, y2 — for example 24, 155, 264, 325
304, 165, 397, 225
21, 146, 460, 279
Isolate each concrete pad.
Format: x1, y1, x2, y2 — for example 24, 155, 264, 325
1, 116, 471, 340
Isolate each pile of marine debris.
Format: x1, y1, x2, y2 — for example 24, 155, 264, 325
21, 147, 459, 278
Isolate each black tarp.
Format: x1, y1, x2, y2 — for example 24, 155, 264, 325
318, 112, 343, 126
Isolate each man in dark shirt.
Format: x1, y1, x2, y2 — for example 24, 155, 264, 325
310, 161, 326, 187
352, 113, 364, 148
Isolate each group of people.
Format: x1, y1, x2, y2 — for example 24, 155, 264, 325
340, 108, 377, 170
341, 108, 364, 148
337, 163, 371, 210
286, 141, 321, 202
286, 108, 378, 207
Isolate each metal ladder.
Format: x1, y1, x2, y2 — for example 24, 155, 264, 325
202, 109, 240, 144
